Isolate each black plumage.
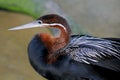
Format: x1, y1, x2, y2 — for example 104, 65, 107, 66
28, 34, 120, 80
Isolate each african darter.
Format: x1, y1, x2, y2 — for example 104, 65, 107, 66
9, 14, 120, 80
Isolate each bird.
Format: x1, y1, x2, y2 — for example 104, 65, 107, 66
9, 14, 120, 80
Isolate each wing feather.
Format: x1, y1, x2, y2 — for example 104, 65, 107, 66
65, 35, 120, 71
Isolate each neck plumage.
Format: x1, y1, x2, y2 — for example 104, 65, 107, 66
39, 24, 70, 63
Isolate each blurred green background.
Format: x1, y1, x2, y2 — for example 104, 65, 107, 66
0, 0, 120, 80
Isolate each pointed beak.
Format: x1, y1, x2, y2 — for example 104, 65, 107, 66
8, 20, 50, 30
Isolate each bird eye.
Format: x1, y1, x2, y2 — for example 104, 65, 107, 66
37, 20, 42, 24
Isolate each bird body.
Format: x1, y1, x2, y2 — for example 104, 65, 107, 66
28, 34, 120, 80
9, 14, 120, 80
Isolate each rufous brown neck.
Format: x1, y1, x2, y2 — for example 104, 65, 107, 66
39, 24, 70, 63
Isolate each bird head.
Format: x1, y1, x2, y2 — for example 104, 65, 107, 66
8, 14, 71, 34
